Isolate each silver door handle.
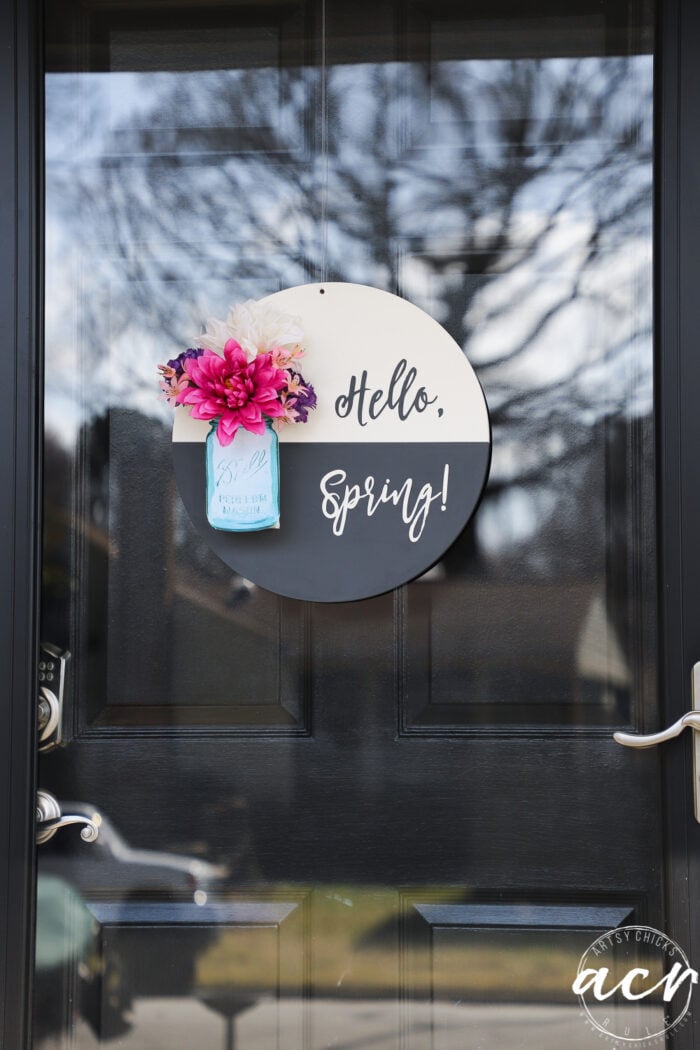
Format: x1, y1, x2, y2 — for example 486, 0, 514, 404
614, 662, 700, 822
614, 712, 700, 748
36, 790, 99, 845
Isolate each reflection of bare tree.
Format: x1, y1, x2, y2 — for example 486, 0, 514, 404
44, 34, 653, 587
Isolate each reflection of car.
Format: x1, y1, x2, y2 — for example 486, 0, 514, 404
39, 802, 228, 902
37, 805, 230, 1041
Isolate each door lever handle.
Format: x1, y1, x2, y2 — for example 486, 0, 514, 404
36, 790, 99, 845
614, 712, 700, 748
614, 662, 700, 822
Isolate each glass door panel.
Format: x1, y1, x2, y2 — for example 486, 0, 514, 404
36, 1, 657, 1048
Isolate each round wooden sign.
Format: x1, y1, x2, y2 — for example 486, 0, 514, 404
173, 282, 491, 602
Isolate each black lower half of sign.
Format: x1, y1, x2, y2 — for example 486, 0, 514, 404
174, 441, 491, 602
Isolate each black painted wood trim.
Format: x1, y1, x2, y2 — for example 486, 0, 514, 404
0, 0, 42, 1046
658, 0, 700, 1045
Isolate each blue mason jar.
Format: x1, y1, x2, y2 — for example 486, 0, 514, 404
205, 419, 280, 531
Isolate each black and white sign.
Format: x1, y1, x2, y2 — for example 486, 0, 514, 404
173, 283, 491, 602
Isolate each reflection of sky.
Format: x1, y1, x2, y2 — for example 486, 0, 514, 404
44, 50, 653, 549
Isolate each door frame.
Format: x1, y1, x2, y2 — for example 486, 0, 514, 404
0, 0, 698, 1046
658, 8, 700, 1047
0, 0, 41, 1045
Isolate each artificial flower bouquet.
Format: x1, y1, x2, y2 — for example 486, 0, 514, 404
158, 299, 317, 532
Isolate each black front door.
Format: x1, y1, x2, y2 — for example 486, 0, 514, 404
1, 0, 695, 1047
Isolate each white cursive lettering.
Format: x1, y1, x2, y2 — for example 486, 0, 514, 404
319, 465, 449, 542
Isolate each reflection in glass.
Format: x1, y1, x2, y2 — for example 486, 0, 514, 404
43, 1, 655, 728
34, 871, 661, 1049
37, 0, 656, 1047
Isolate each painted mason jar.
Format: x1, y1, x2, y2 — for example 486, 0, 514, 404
205, 419, 280, 531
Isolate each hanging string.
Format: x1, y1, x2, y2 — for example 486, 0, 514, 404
319, 0, 329, 283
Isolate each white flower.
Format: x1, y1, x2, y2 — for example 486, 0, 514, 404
194, 299, 304, 358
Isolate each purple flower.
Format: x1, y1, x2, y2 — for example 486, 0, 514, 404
289, 371, 317, 423
167, 347, 205, 377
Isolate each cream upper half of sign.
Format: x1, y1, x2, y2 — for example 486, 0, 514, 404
173, 282, 490, 445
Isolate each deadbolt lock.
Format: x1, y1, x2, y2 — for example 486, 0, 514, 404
37, 644, 70, 752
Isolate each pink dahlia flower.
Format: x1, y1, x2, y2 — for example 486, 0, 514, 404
177, 340, 288, 445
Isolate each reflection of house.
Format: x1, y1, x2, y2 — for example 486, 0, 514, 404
576, 591, 631, 701
44, 408, 642, 734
